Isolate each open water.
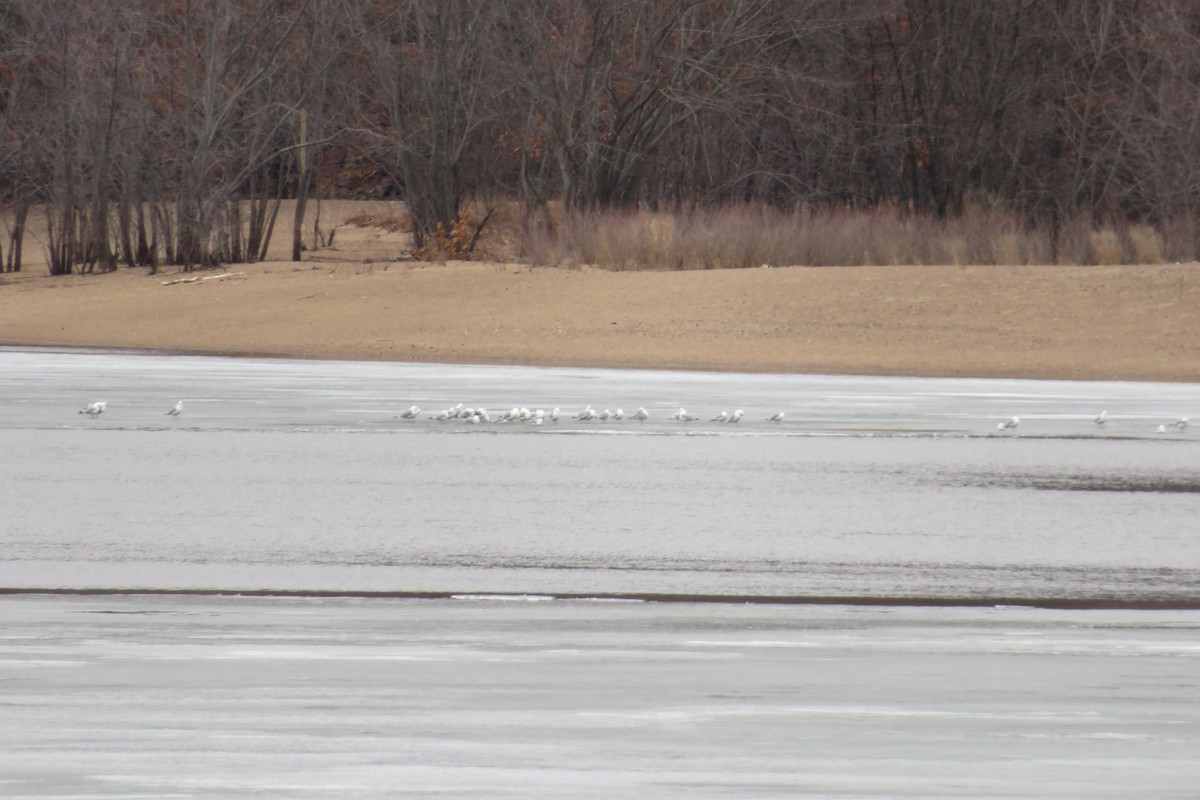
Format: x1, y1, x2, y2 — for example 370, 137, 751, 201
1, 347, 1198, 797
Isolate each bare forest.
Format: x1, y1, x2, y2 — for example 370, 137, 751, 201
2, 0, 1200, 274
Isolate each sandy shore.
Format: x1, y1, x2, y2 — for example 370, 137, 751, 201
2, 223, 1199, 381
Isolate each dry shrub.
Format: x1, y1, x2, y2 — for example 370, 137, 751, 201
1089, 228, 1124, 265
413, 212, 474, 261
1128, 224, 1163, 264
459, 197, 525, 263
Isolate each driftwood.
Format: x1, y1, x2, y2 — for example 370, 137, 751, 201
161, 271, 245, 286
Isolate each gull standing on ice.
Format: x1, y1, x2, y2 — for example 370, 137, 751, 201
1173, 417, 1189, 431
613, 408, 625, 421
165, 401, 183, 416
728, 409, 744, 424
79, 401, 107, 417
632, 407, 650, 422
398, 405, 420, 420
1094, 410, 1107, 425
711, 411, 730, 423
768, 411, 785, 423
998, 416, 1019, 431
677, 409, 699, 423
550, 407, 561, 423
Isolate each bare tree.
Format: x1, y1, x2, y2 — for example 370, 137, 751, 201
529, 0, 784, 210
349, 0, 502, 253
0, 1, 35, 271
147, 0, 311, 269
16, 0, 130, 275
1108, 2, 1200, 223
2, 0, 1198, 275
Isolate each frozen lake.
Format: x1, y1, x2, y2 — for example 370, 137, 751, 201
2, 594, 1198, 799
1, 347, 1199, 797
2, 346, 1197, 603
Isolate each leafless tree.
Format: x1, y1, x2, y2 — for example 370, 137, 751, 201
149, 0, 313, 269
3, 0, 1199, 273
347, 0, 502, 252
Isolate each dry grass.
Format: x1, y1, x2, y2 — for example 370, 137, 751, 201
343, 209, 411, 233
4, 198, 1197, 273
1089, 228, 1124, 266
512, 204, 1196, 270
1128, 224, 1164, 264
1161, 213, 1199, 263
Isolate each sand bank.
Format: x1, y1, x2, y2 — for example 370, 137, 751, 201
3, 252, 1199, 382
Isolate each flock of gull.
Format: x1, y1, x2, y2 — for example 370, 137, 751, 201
76, 399, 1190, 434
78, 399, 180, 417
994, 411, 1189, 434
390, 403, 757, 426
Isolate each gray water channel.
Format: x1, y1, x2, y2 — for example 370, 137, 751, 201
1, 347, 1199, 797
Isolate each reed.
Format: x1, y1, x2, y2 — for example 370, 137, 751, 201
512, 204, 1196, 270
1089, 229, 1124, 266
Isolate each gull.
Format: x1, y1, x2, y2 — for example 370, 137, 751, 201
1094, 410, 1108, 425
574, 405, 594, 420
398, 405, 420, 420
477, 408, 491, 423
728, 409, 744, 424
431, 409, 452, 421
165, 401, 183, 416
79, 401, 107, 417
711, 411, 729, 423
998, 416, 1019, 431
632, 407, 650, 422
501, 407, 519, 423
531, 409, 545, 423
1156, 425, 1167, 434
459, 407, 476, 419
1173, 417, 1189, 431
598, 409, 611, 421
672, 408, 686, 421
613, 408, 625, 421
768, 411, 785, 423
677, 409, 699, 424
550, 407, 561, 423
